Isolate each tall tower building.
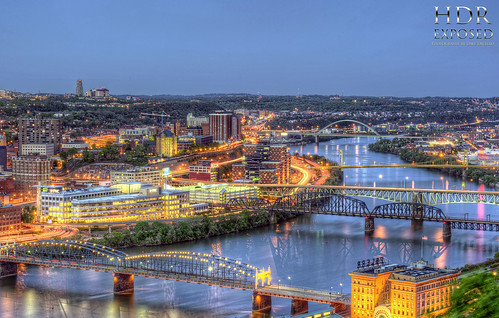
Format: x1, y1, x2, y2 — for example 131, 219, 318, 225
76, 80, 83, 96
18, 116, 63, 155
209, 111, 242, 143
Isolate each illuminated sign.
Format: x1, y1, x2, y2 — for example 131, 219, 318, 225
163, 167, 171, 176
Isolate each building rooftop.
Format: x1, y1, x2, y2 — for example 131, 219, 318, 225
159, 130, 175, 137
390, 260, 459, 283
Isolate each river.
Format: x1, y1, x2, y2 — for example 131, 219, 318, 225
0, 137, 497, 317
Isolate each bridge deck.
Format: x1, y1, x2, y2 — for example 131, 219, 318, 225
257, 285, 350, 305
0, 256, 254, 290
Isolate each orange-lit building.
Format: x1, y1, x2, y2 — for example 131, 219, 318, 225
349, 259, 459, 318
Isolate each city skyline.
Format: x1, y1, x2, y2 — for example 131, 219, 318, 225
0, 0, 498, 97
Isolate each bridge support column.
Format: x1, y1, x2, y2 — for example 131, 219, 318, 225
411, 219, 423, 232
291, 299, 308, 316
108, 225, 112, 234
252, 291, 271, 312
88, 226, 91, 234
113, 273, 134, 294
0, 261, 17, 278
443, 221, 452, 240
364, 217, 375, 235
315, 134, 319, 145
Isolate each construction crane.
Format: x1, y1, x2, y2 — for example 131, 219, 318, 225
140, 111, 170, 130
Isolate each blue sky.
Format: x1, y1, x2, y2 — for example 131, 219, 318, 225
0, 0, 497, 97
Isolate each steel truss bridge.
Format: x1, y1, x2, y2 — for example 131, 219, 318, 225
0, 240, 257, 289
227, 192, 499, 235
254, 185, 499, 206
0, 240, 350, 314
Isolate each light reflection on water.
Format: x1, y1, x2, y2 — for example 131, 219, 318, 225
0, 137, 497, 317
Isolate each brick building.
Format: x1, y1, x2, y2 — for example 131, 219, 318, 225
189, 160, 218, 181
12, 156, 51, 199
0, 205, 22, 234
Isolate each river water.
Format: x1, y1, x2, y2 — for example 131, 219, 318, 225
1, 137, 497, 317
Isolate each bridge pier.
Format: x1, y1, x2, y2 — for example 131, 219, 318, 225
108, 225, 112, 234
113, 273, 134, 294
291, 299, 308, 316
364, 217, 375, 235
0, 261, 17, 278
315, 134, 319, 145
252, 291, 272, 313
443, 221, 452, 240
411, 219, 423, 232
330, 302, 347, 313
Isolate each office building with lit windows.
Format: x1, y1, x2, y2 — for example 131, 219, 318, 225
349, 259, 459, 318
110, 166, 165, 187
156, 130, 177, 157
40, 183, 206, 223
175, 183, 258, 205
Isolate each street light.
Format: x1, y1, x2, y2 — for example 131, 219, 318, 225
278, 279, 281, 290
340, 283, 343, 294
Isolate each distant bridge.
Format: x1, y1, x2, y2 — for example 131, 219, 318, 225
227, 192, 499, 238
0, 240, 349, 315
254, 185, 499, 205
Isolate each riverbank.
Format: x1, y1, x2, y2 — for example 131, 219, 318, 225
369, 138, 499, 189
87, 210, 295, 249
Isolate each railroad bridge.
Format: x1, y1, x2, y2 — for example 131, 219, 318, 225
227, 192, 499, 238
0, 240, 349, 316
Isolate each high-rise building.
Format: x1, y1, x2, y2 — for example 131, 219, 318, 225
232, 140, 290, 184
349, 259, 460, 318
76, 79, 83, 96
156, 130, 177, 157
18, 116, 62, 155
209, 111, 242, 143
12, 156, 51, 199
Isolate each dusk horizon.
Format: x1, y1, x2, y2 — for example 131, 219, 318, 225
1, 0, 498, 98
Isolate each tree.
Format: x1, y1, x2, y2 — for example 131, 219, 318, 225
82, 150, 94, 163
441, 271, 499, 318
59, 151, 68, 162
67, 147, 78, 158
21, 206, 36, 223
